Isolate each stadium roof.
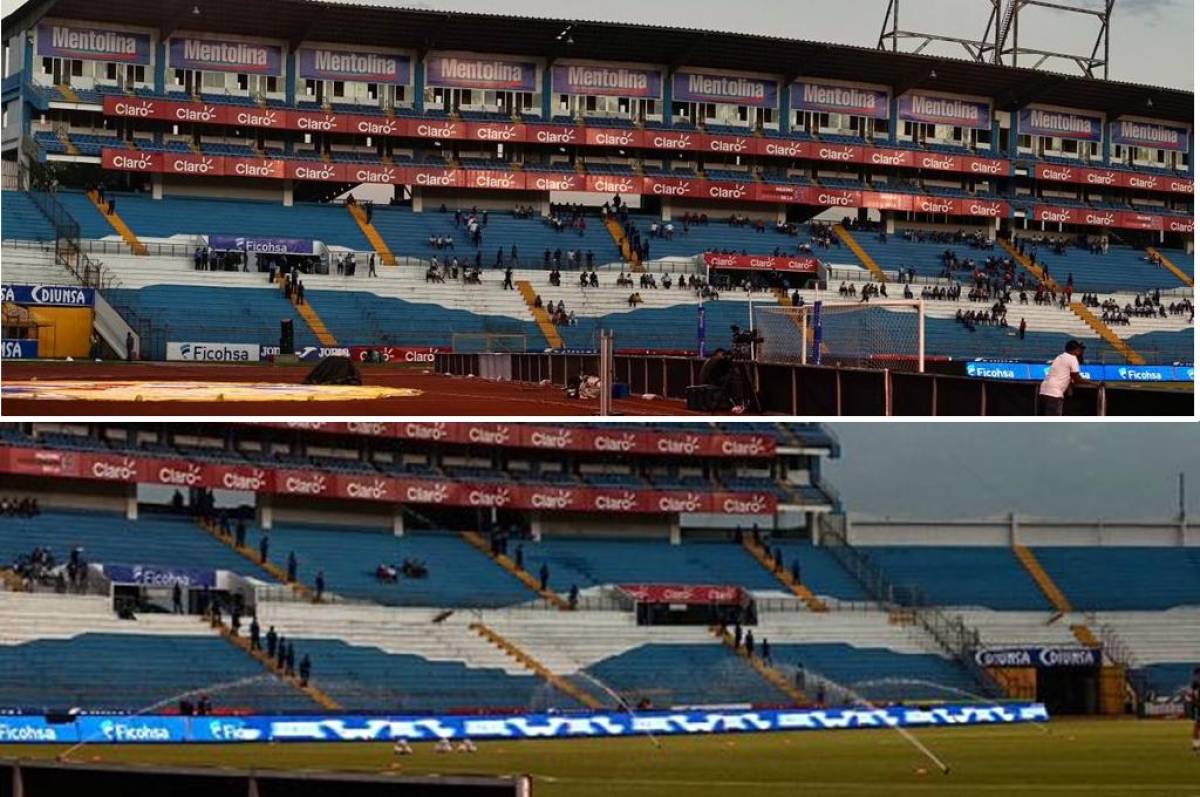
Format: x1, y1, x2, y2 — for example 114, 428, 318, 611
3, 0, 1192, 123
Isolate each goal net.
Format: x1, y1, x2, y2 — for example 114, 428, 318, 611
450, 333, 529, 354
752, 300, 926, 372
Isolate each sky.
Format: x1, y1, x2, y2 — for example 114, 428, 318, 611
823, 422, 1200, 520
4, 0, 1192, 90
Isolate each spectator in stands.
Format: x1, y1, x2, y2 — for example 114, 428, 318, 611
266, 625, 278, 658
231, 606, 241, 637
249, 616, 261, 651
539, 563, 550, 591
791, 560, 801, 585
197, 695, 211, 716
287, 551, 297, 582
773, 547, 783, 572
172, 582, 183, 614
794, 663, 806, 692
276, 635, 287, 670
1038, 340, 1086, 416
235, 519, 246, 549
286, 643, 296, 677
259, 534, 270, 565
734, 623, 743, 649
514, 544, 524, 570
1019, 318, 1027, 340
125, 331, 135, 362
761, 638, 771, 664
744, 629, 755, 657
299, 654, 311, 687
503, 267, 514, 290
569, 584, 579, 609
315, 570, 325, 602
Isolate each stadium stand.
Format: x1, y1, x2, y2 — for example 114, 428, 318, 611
1032, 547, 1200, 611
857, 546, 1051, 610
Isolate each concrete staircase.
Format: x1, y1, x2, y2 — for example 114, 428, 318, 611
1145, 247, 1193, 288
1069, 303, 1146, 365
87, 189, 148, 255
460, 531, 570, 609
833, 225, 887, 282
516, 280, 565, 348
469, 621, 603, 708
346, 203, 397, 266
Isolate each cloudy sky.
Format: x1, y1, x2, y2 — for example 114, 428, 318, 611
823, 423, 1200, 520
4, 0, 1191, 89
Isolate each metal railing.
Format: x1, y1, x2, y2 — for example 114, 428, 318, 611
816, 515, 1004, 699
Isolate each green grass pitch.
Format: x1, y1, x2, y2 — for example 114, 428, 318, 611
2, 718, 1196, 796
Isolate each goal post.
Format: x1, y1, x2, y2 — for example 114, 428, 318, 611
752, 300, 926, 373
450, 333, 529, 354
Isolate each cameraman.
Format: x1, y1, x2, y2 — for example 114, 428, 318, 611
698, 347, 755, 413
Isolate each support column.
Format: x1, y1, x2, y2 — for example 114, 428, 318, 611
392, 507, 404, 537
1009, 512, 1019, 547
285, 50, 296, 106
541, 66, 553, 121
412, 187, 423, 213
151, 173, 163, 199
669, 515, 681, 545
257, 493, 273, 531
530, 514, 543, 542
779, 83, 790, 134
282, 179, 294, 207
661, 199, 672, 222
413, 57, 425, 113
124, 485, 138, 520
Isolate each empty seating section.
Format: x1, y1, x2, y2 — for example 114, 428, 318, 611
52, 191, 371, 248
245, 525, 533, 607
282, 639, 578, 712
627, 216, 790, 260
104, 285, 321, 360
584, 643, 783, 706
1025, 243, 1186, 291
0, 634, 314, 712
0, 191, 57, 241
858, 547, 1048, 610
771, 543, 870, 602
369, 206, 618, 264
848, 230, 993, 280
520, 538, 786, 593
1032, 547, 1200, 610
0, 510, 278, 581
771, 643, 981, 702
305, 289, 539, 348
0, 592, 312, 712
1135, 662, 1195, 696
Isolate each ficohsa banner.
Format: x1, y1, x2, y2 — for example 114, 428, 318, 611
166, 342, 260, 362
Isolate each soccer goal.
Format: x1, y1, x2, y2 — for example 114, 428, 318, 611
752, 300, 926, 372
450, 333, 529, 354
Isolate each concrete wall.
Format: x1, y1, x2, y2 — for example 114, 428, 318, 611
846, 515, 1194, 547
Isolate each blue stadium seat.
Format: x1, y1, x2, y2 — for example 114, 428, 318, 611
858, 546, 1047, 610
771, 642, 981, 702
584, 643, 785, 706
1, 191, 57, 241
1033, 547, 1200, 610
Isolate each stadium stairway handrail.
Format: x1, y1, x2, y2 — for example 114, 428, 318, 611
206, 611, 342, 710
1144, 247, 1193, 288
816, 517, 1006, 700
1068, 303, 1146, 365
468, 621, 604, 709
710, 625, 808, 705
741, 537, 828, 612
459, 531, 571, 610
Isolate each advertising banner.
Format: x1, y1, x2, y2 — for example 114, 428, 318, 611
618, 584, 746, 605
526, 171, 584, 191
1, 284, 94, 307
1018, 107, 1104, 142
791, 80, 889, 119
425, 56, 537, 91
37, 22, 152, 65
552, 64, 662, 98
285, 160, 347, 182
297, 48, 411, 84
464, 121, 527, 143
224, 156, 286, 179
169, 36, 283, 74
348, 345, 448, 363
584, 126, 645, 148
1030, 205, 1177, 231
1110, 118, 1190, 153
207, 235, 316, 254
464, 169, 527, 191
103, 95, 226, 124
104, 564, 217, 588
1033, 163, 1193, 195
226, 106, 284, 129
3, 447, 81, 477
101, 147, 163, 173
674, 71, 776, 108
703, 253, 820, 273
975, 647, 1102, 668
898, 92, 991, 129
404, 164, 465, 188
288, 109, 355, 134
408, 118, 464, 140
162, 152, 225, 177
527, 124, 582, 146
0, 703, 1050, 744
165, 341, 260, 363
1, 339, 39, 359
964, 361, 1193, 383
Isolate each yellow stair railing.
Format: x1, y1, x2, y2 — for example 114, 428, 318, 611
346, 202, 397, 266
516, 280, 564, 349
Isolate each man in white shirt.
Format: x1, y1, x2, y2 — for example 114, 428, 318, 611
1038, 340, 1086, 415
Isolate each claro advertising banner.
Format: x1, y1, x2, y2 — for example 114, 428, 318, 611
0, 446, 780, 515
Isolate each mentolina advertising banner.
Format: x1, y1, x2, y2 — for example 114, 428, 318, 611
169, 35, 283, 74
297, 46, 411, 84
791, 79, 889, 120
425, 54, 537, 91
898, 91, 992, 130
673, 70, 777, 108
551, 64, 662, 98
37, 21, 152, 64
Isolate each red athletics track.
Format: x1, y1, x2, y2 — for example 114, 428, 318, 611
0, 361, 699, 417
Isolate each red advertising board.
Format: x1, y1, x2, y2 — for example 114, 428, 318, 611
464, 169, 527, 191
618, 584, 747, 605
347, 345, 447, 364
404, 165, 465, 188
1165, 216, 1194, 233
103, 95, 227, 124
408, 119, 465, 140
526, 124, 582, 146
703, 253, 820, 273
101, 148, 162, 173
808, 187, 861, 207
585, 127, 645, 148
1034, 163, 1194, 195
585, 173, 641, 195
161, 152, 225, 177
225, 156, 286, 179
1031, 204, 1172, 231
0, 445, 781, 514
526, 172, 584, 192
464, 121, 527, 143
285, 160, 347, 182
344, 162, 406, 185
862, 191, 914, 211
